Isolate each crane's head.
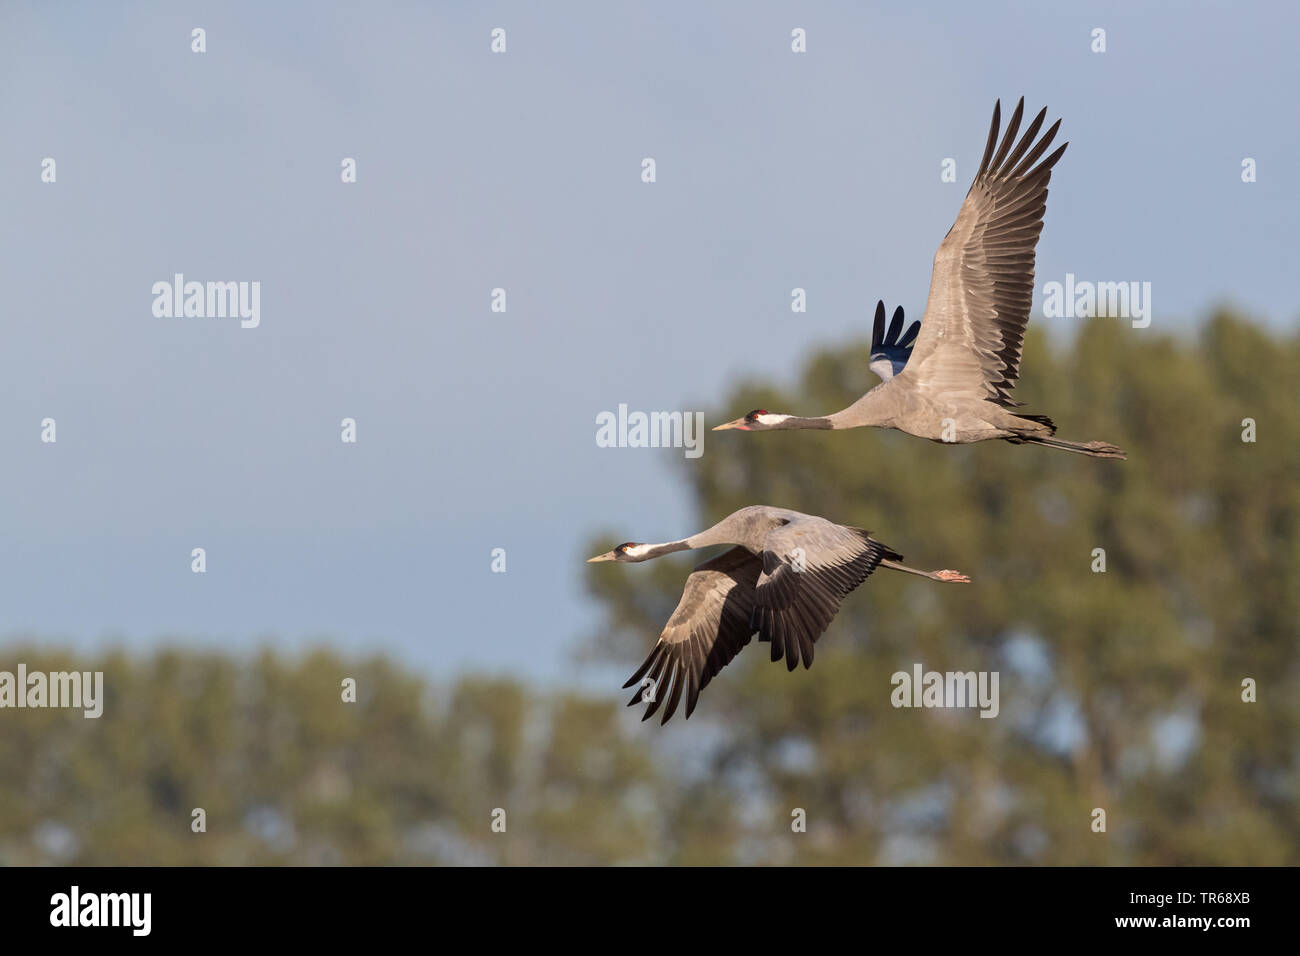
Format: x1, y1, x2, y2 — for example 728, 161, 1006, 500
587, 541, 653, 563
713, 409, 794, 431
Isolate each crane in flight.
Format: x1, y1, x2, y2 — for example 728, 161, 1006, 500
714, 98, 1126, 460
588, 505, 968, 724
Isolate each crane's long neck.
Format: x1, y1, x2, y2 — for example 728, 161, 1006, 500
636, 515, 748, 560
826, 386, 894, 430
683, 513, 751, 550
629, 539, 694, 560
776, 416, 833, 430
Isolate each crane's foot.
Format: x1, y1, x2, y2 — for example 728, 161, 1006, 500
933, 570, 971, 583
1083, 441, 1127, 459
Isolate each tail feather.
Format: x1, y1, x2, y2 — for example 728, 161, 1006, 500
851, 528, 903, 564
1014, 413, 1057, 435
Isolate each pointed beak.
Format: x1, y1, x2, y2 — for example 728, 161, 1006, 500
713, 418, 749, 431
587, 551, 617, 563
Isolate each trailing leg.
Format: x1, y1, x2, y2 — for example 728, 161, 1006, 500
880, 559, 970, 583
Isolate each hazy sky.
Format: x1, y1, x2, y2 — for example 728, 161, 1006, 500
2, 1, 1296, 688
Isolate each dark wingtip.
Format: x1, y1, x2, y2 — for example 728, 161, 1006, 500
978, 99, 1002, 178
1041, 141, 1069, 173
989, 97, 1025, 172
887, 305, 904, 344
1009, 117, 1064, 179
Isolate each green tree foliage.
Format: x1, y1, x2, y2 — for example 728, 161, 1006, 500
1, 312, 1295, 865
0, 650, 662, 865
586, 311, 1300, 864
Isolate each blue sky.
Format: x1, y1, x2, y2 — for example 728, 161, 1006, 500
1, 1, 1296, 689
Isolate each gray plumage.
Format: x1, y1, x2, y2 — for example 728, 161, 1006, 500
588, 506, 968, 724
715, 98, 1126, 460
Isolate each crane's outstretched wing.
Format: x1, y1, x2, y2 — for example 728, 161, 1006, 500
900, 97, 1067, 408
751, 518, 901, 671
869, 301, 921, 382
622, 546, 762, 724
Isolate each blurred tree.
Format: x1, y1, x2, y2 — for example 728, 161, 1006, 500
0, 649, 661, 865
585, 310, 1300, 865
1, 311, 1295, 866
